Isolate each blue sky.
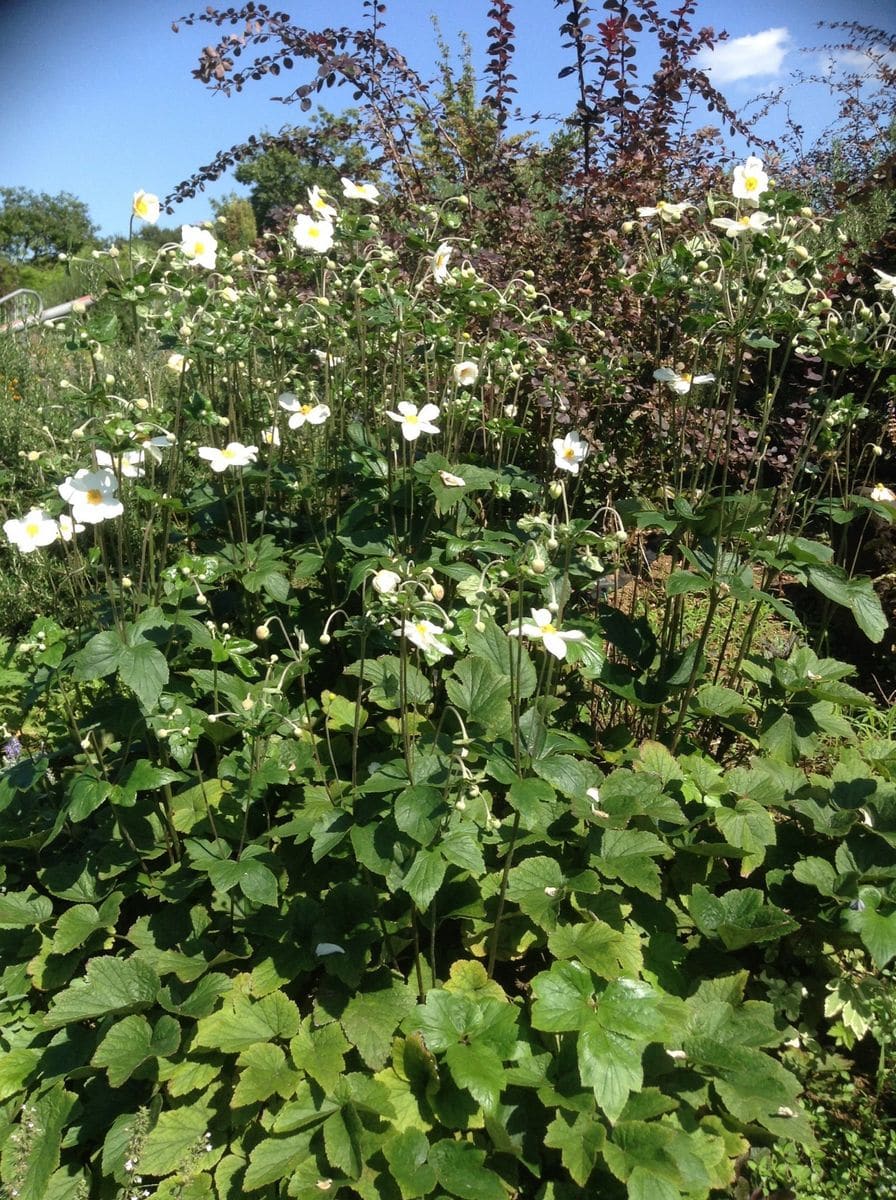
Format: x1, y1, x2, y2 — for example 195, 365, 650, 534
1, 0, 893, 239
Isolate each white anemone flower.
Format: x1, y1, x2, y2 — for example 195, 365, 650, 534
509, 608, 586, 660
653, 367, 715, 395
711, 212, 772, 237
293, 215, 335, 254
398, 619, 453, 657
261, 425, 281, 447
732, 156, 769, 204
132, 429, 175, 463
132, 190, 161, 224
438, 470, 466, 488
166, 352, 190, 374
552, 431, 589, 475
372, 569, 402, 595
386, 401, 440, 442
58, 468, 124, 524
288, 403, 330, 429
452, 361, 479, 387
870, 484, 896, 503
636, 200, 691, 222
873, 269, 896, 294
307, 185, 337, 219
180, 224, 218, 269
341, 178, 380, 203
57, 513, 85, 542
197, 442, 258, 472
432, 242, 453, 284
4, 508, 59, 553
95, 448, 145, 479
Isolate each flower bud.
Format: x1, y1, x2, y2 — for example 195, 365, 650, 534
256, 624, 271, 640
430, 582, 445, 602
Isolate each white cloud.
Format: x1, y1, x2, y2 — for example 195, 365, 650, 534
698, 28, 790, 84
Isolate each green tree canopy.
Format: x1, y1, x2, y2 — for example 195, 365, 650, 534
234, 109, 377, 229
211, 193, 257, 249
0, 186, 98, 263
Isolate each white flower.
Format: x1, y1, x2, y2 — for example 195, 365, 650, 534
197, 442, 258, 472
873, 269, 896, 293
341, 178, 380, 203
57, 513, 85, 541
711, 212, 772, 237
636, 200, 691, 222
132, 429, 175, 463
732, 156, 769, 204
293, 215, 335, 254
166, 352, 190, 374
386, 401, 440, 442
95, 448, 145, 479
586, 786, 609, 818
312, 349, 343, 367
4, 508, 59, 553
509, 608, 586, 660
58, 468, 124, 524
552, 431, 589, 475
432, 242, 453, 284
132, 190, 160, 224
653, 367, 715, 395
307, 186, 337, 219
452, 361, 479, 387
180, 224, 218, 269
220, 286, 239, 303
261, 425, 281, 447
438, 470, 466, 488
870, 484, 896, 503
398, 619, 453, 657
288, 403, 330, 429
372, 569, 402, 595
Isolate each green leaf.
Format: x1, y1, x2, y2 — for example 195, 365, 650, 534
439, 825, 485, 875
138, 1105, 212, 1176
118, 639, 169, 710
44, 957, 160, 1028
846, 896, 896, 968
13, 1084, 76, 1200
445, 657, 511, 732
323, 1106, 363, 1178
290, 1017, 350, 1093
545, 1110, 605, 1187
0, 888, 53, 926
233, 1043, 301, 1106
578, 1020, 643, 1122
531, 961, 594, 1032
444, 1042, 505, 1113
400, 848, 446, 910
92, 1013, 180, 1086
66, 773, 112, 822
807, 565, 887, 643
688, 885, 799, 950
194, 990, 300, 1053
384, 1129, 438, 1199
548, 921, 641, 980
428, 1139, 506, 1200
506, 855, 564, 929
0, 1047, 39, 1100
244, 1131, 314, 1191
239, 860, 278, 907
52, 897, 121, 955
508, 776, 560, 833
594, 829, 667, 898
533, 754, 602, 799
340, 979, 416, 1070
460, 613, 537, 698
72, 629, 124, 681
395, 785, 444, 845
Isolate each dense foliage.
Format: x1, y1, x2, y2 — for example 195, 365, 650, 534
1, 4, 895, 1199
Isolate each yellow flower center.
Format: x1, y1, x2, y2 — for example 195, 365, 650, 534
563, 448, 576, 460
301, 404, 313, 415
744, 175, 759, 191
25, 522, 40, 537
416, 623, 429, 637
680, 373, 692, 383
406, 413, 419, 425
221, 449, 236, 460
308, 227, 320, 238
86, 489, 103, 505
540, 621, 556, 635
192, 240, 206, 256
739, 216, 751, 226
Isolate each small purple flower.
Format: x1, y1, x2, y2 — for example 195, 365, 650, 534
2, 736, 22, 764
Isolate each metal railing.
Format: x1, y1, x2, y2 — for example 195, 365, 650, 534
0, 289, 94, 333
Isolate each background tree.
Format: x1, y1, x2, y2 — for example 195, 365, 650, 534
0, 186, 98, 263
210, 192, 257, 248
232, 109, 377, 228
